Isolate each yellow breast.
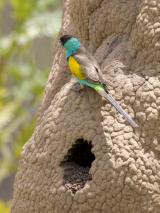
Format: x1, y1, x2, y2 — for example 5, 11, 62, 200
68, 56, 85, 80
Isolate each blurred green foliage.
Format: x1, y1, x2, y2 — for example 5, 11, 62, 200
0, 200, 10, 213
0, 0, 62, 209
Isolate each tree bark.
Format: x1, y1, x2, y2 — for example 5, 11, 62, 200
12, 0, 160, 212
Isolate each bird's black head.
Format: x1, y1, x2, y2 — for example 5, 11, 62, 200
60, 35, 73, 45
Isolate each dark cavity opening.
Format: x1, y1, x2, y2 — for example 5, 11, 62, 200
60, 138, 95, 194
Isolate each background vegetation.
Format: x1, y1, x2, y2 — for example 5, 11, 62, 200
0, 0, 62, 211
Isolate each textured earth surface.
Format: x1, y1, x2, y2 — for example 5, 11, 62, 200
12, 0, 160, 212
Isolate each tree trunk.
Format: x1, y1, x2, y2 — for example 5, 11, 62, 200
12, 0, 160, 212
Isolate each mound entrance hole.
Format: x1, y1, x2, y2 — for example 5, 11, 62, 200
60, 138, 95, 194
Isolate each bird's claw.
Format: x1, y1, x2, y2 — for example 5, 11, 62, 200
71, 82, 84, 92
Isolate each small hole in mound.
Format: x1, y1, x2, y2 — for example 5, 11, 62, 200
60, 138, 95, 194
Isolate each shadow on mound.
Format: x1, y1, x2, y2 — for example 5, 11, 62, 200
60, 138, 95, 194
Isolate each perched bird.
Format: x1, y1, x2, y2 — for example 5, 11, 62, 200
60, 35, 138, 128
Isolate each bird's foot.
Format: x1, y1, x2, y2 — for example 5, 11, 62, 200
71, 82, 84, 92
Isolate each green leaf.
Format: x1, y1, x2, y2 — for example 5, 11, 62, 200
10, 0, 37, 22
0, 201, 10, 213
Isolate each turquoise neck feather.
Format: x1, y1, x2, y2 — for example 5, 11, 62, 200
66, 50, 76, 58
64, 37, 80, 58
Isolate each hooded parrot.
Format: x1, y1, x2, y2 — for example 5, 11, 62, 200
60, 35, 138, 128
